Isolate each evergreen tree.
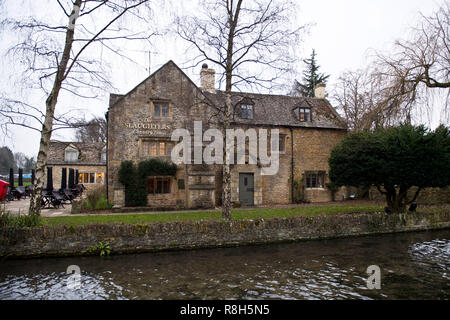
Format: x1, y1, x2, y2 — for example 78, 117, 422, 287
329, 124, 450, 213
0, 146, 16, 175
293, 49, 330, 97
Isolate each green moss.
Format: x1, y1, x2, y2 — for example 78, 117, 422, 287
135, 224, 149, 235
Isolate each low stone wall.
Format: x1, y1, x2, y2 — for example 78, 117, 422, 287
369, 186, 450, 204
0, 209, 449, 259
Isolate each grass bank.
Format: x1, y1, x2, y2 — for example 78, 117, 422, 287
42, 204, 383, 227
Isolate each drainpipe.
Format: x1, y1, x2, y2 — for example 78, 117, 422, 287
290, 127, 294, 204
105, 111, 109, 201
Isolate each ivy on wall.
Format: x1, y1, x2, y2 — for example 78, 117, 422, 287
119, 159, 177, 207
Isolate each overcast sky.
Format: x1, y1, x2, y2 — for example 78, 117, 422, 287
0, 0, 448, 158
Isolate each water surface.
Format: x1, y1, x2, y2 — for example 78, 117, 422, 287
0, 230, 449, 300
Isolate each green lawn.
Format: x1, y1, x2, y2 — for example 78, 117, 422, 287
42, 204, 383, 227
13, 182, 32, 187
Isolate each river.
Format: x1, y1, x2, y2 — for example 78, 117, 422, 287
0, 229, 449, 300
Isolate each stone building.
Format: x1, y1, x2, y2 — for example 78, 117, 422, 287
107, 60, 348, 209
46, 141, 106, 190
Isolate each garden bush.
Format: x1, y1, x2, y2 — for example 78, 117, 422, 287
0, 209, 42, 229
119, 159, 177, 207
81, 186, 113, 211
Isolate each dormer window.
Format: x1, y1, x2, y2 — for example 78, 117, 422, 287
299, 107, 311, 122
240, 104, 254, 120
101, 147, 107, 162
65, 145, 79, 162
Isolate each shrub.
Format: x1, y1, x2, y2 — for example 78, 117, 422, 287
329, 124, 450, 213
119, 159, 177, 207
81, 186, 113, 211
86, 241, 111, 256
292, 177, 307, 203
118, 160, 140, 206
0, 209, 42, 229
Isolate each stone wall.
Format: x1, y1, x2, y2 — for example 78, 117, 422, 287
369, 186, 450, 204
107, 61, 218, 208
107, 61, 348, 209
292, 128, 347, 202
1, 209, 448, 259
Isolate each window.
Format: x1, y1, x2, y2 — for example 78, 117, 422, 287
240, 104, 254, 119
154, 102, 169, 118
162, 104, 169, 117
65, 146, 79, 162
147, 177, 171, 194
279, 134, 286, 152
305, 171, 325, 188
101, 146, 107, 162
79, 172, 96, 184
299, 107, 312, 122
178, 179, 185, 190
141, 141, 173, 157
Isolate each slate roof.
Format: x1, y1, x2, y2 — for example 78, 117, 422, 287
107, 60, 347, 131
202, 90, 347, 130
47, 140, 106, 165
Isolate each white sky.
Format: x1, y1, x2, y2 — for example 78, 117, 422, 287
0, 0, 448, 158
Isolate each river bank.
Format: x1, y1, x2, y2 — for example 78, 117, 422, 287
1, 207, 449, 259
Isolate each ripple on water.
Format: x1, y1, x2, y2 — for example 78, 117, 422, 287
0, 230, 449, 300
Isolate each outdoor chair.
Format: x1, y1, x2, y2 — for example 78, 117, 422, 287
72, 184, 85, 198
25, 185, 33, 198
59, 188, 75, 203
5, 187, 15, 202
41, 191, 65, 209
10, 187, 24, 200
15, 186, 27, 199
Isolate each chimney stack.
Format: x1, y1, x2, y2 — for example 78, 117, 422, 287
200, 63, 215, 93
314, 83, 326, 99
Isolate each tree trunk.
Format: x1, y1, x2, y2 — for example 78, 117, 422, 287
221, 88, 232, 220
385, 186, 408, 214
28, 98, 56, 215
220, 0, 243, 220
28, 0, 81, 215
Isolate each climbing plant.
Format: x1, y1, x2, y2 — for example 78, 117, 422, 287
118, 159, 177, 207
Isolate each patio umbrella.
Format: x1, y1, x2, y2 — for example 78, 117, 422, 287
68, 168, 74, 189
75, 169, 79, 185
9, 168, 14, 189
46, 167, 53, 195
18, 168, 23, 186
61, 168, 67, 190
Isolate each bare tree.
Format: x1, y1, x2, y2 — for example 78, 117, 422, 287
332, 69, 407, 131
332, 69, 373, 131
373, 3, 450, 123
0, 0, 156, 215
176, 0, 304, 219
75, 116, 107, 144
333, 4, 450, 132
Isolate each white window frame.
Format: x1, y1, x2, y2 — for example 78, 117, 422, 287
64, 145, 79, 162
240, 104, 254, 120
